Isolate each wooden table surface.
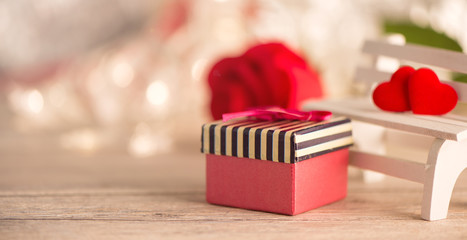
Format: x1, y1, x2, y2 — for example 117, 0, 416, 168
2, 132, 467, 239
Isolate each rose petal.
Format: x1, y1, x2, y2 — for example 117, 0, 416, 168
210, 80, 252, 120
207, 42, 323, 120
243, 44, 291, 107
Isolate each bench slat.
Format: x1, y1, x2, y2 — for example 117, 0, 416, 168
363, 40, 467, 74
305, 98, 467, 141
349, 150, 425, 183
355, 67, 467, 102
447, 81, 467, 103
354, 67, 390, 83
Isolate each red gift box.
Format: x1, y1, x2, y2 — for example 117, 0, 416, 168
201, 117, 353, 215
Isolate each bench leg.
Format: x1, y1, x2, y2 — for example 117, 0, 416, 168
422, 139, 467, 221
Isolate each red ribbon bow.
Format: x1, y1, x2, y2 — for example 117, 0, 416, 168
222, 106, 332, 122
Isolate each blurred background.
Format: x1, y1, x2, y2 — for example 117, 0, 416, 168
1, 0, 466, 158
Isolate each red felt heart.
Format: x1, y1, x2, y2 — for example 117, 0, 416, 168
408, 68, 458, 115
372, 66, 415, 112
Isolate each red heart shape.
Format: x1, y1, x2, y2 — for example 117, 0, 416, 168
409, 68, 458, 115
372, 66, 415, 112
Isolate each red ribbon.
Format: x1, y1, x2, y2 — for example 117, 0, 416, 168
222, 106, 332, 122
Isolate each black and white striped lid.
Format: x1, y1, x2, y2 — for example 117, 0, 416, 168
201, 117, 353, 163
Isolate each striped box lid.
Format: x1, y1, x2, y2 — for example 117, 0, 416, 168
201, 117, 353, 164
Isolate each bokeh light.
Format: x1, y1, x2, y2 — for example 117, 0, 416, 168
27, 90, 44, 114
146, 81, 170, 106
1, 0, 467, 156
111, 58, 134, 88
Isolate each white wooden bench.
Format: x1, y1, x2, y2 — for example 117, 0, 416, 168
305, 40, 467, 221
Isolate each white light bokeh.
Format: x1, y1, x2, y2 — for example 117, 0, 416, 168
146, 81, 170, 106
111, 58, 134, 88
191, 58, 208, 82
128, 122, 173, 158
60, 128, 101, 153
9, 88, 45, 115
27, 90, 44, 114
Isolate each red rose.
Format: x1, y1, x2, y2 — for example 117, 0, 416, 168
208, 42, 323, 120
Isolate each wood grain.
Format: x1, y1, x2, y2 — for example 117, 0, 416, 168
2, 134, 467, 239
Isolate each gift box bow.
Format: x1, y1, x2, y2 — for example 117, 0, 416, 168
222, 106, 332, 122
